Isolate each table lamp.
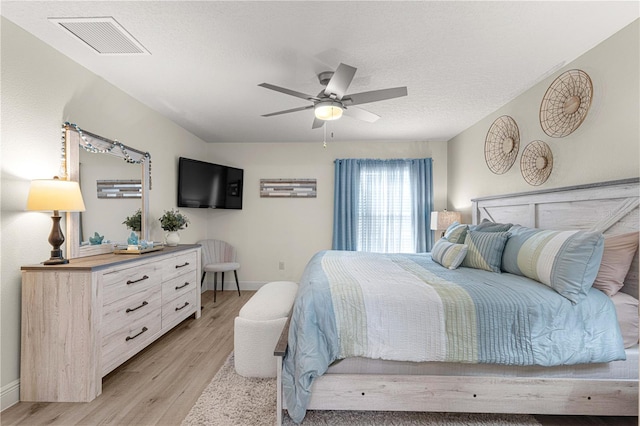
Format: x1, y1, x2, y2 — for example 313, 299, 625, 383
430, 210, 461, 238
27, 176, 86, 265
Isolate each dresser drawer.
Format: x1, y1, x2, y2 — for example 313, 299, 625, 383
162, 270, 198, 303
162, 289, 197, 329
102, 261, 163, 306
102, 306, 161, 375
102, 286, 161, 338
162, 251, 197, 282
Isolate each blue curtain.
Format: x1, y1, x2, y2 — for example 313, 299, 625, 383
332, 158, 433, 253
410, 158, 434, 252
332, 159, 361, 251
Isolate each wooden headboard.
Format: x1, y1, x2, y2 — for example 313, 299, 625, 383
471, 178, 640, 299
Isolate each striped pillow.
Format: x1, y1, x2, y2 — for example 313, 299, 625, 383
443, 222, 468, 244
431, 238, 468, 270
461, 231, 509, 273
502, 225, 605, 303
473, 219, 513, 233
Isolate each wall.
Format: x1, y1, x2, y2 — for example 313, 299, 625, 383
448, 20, 639, 222
0, 18, 210, 409
202, 140, 447, 288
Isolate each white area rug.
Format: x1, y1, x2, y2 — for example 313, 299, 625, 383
182, 353, 541, 425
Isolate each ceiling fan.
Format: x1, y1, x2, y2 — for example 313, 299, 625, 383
259, 63, 408, 129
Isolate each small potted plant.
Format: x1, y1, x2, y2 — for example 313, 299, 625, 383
123, 209, 142, 233
159, 209, 190, 246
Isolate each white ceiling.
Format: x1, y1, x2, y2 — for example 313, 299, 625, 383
2, 1, 638, 143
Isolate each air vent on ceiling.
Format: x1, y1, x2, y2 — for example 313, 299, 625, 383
48, 17, 150, 55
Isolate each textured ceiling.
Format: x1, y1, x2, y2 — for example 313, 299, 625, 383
2, 1, 638, 143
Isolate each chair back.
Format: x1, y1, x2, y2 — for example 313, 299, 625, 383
198, 239, 237, 264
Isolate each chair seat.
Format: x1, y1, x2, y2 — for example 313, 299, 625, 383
204, 262, 240, 273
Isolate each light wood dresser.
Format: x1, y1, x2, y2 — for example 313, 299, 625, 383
20, 244, 201, 402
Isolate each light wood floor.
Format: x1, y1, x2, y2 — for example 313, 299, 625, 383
2, 290, 252, 426
2, 290, 637, 426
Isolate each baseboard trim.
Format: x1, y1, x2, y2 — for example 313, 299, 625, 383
201, 280, 269, 292
1, 379, 20, 411
234, 281, 262, 291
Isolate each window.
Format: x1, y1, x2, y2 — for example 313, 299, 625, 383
333, 158, 433, 253
358, 162, 414, 253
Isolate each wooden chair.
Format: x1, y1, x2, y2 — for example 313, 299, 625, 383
198, 239, 241, 302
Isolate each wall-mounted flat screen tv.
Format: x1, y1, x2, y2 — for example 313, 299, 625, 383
177, 157, 243, 209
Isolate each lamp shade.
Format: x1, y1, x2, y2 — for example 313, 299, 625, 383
314, 100, 343, 121
27, 178, 86, 212
430, 210, 461, 231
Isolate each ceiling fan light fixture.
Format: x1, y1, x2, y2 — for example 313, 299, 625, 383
314, 101, 343, 121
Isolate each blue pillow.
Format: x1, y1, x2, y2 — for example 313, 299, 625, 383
443, 222, 468, 244
473, 219, 513, 233
502, 225, 605, 304
431, 238, 468, 270
461, 230, 510, 273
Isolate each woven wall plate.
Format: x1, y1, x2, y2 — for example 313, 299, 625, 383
484, 115, 520, 174
540, 69, 593, 138
521, 140, 553, 186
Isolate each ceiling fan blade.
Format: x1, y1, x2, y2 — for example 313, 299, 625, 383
312, 117, 325, 129
343, 87, 408, 106
258, 83, 319, 102
343, 106, 380, 123
324, 63, 357, 100
262, 105, 314, 117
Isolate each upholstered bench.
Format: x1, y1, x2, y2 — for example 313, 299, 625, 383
234, 281, 298, 378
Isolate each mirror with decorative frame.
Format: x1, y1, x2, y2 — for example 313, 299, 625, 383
63, 123, 151, 259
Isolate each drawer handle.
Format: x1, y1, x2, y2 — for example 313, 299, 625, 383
125, 301, 148, 313
175, 262, 190, 269
125, 326, 148, 342
126, 275, 149, 285
175, 282, 191, 290
175, 301, 190, 311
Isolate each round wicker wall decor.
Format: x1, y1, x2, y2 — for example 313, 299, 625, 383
539, 69, 593, 138
521, 140, 553, 186
484, 115, 520, 174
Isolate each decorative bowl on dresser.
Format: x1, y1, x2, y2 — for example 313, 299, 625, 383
20, 244, 201, 402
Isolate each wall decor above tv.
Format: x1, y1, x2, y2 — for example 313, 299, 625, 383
178, 157, 243, 209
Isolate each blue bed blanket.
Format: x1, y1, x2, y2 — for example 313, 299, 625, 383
282, 250, 625, 423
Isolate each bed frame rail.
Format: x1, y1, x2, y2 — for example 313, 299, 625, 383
303, 375, 637, 416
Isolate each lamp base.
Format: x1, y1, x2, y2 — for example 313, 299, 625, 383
44, 248, 68, 265
44, 258, 69, 265
44, 214, 69, 265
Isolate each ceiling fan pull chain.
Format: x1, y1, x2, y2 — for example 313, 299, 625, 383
323, 124, 327, 148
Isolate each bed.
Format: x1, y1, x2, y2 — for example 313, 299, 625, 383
275, 178, 639, 425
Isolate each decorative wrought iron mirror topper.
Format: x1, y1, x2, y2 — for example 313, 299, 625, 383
61, 122, 152, 187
